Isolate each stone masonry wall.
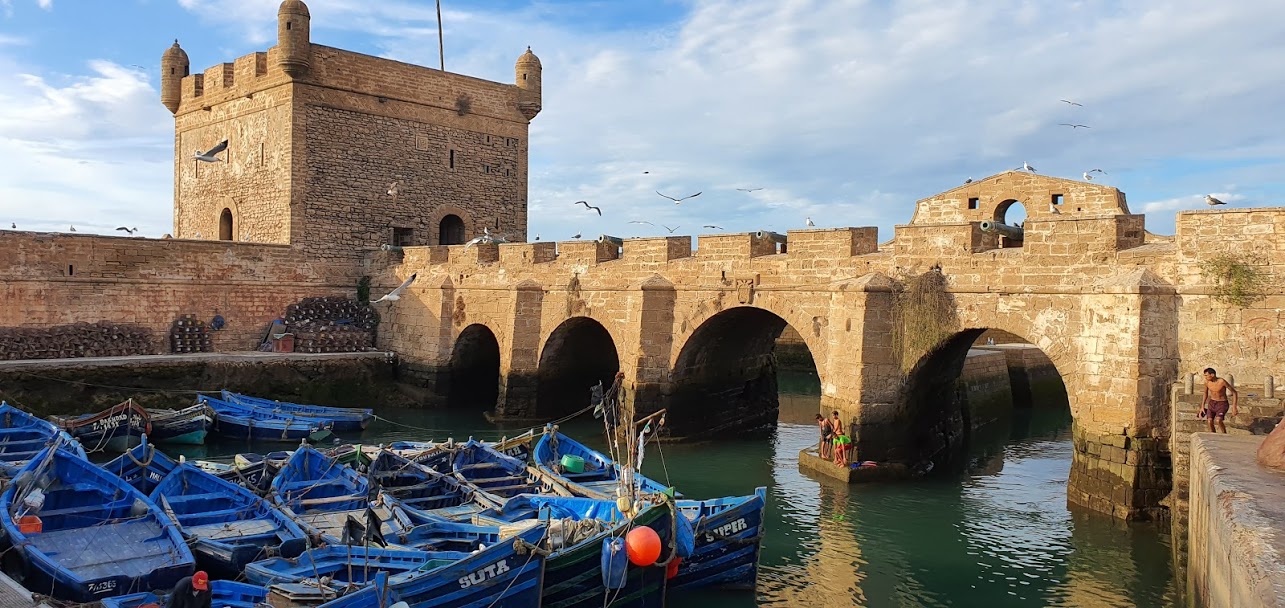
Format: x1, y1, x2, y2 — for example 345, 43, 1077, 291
0, 232, 357, 351
958, 348, 1014, 429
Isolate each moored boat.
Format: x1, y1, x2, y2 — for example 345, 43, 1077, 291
144, 403, 213, 445
191, 458, 278, 496
221, 390, 374, 432
0, 402, 84, 478
0, 446, 195, 602
152, 462, 309, 577
101, 435, 178, 495
452, 439, 554, 502
100, 579, 268, 608
48, 398, 151, 453
533, 426, 676, 500
201, 395, 331, 442
671, 487, 768, 591
270, 446, 407, 547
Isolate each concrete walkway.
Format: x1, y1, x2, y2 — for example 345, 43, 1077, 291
0, 571, 39, 608
0, 350, 395, 372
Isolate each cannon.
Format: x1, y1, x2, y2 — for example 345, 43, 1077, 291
753, 230, 787, 243
979, 220, 1024, 241
596, 234, 623, 247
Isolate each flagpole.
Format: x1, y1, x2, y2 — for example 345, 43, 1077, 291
436, 0, 445, 71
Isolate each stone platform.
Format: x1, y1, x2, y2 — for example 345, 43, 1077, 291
1187, 433, 1285, 608
797, 448, 912, 484
0, 350, 393, 371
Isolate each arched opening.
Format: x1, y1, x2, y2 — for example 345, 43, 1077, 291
892, 327, 1070, 474
536, 317, 619, 419
447, 324, 501, 410
219, 208, 233, 241
994, 199, 1027, 248
439, 214, 465, 245
668, 307, 818, 439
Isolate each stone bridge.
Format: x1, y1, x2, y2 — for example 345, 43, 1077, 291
371, 171, 1285, 520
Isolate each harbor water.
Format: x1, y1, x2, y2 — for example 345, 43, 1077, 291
151, 370, 1180, 607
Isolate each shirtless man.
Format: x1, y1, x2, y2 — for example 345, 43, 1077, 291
1201, 367, 1239, 433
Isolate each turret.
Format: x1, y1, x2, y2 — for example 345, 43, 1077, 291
160, 39, 190, 114
515, 46, 542, 121
277, 0, 311, 78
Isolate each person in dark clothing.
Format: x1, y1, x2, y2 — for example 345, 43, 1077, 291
166, 571, 211, 608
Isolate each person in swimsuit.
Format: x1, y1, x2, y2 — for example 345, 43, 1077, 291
1202, 367, 1239, 434
831, 411, 850, 466
816, 414, 833, 459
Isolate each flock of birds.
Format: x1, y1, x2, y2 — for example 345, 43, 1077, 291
6, 111, 1236, 238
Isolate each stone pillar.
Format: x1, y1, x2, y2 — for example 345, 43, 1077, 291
494, 280, 543, 418
1067, 424, 1170, 520
628, 275, 676, 420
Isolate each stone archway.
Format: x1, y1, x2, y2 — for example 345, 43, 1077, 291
447, 323, 501, 410
888, 327, 1070, 474
667, 306, 817, 439
439, 214, 466, 245
536, 317, 620, 419
219, 208, 234, 241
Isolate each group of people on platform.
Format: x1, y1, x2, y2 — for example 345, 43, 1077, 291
816, 410, 852, 466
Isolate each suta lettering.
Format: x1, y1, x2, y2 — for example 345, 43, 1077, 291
457, 559, 512, 589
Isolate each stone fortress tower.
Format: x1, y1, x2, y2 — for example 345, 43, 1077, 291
161, 0, 541, 262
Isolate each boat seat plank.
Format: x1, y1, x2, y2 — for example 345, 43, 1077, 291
186, 519, 279, 540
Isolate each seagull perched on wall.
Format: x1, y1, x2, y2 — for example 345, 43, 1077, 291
194, 139, 229, 163
69, 225, 76, 232
371, 273, 417, 303
806, 217, 816, 227
574, 201, 602, 216
656, 190, 701, 204
116, 227, 138, 235
572, 232, 582, 239
9, 223, 14, 229
1205, 195, 1227, 206
964, 177, 973, 184
1019, 162, 1036, 173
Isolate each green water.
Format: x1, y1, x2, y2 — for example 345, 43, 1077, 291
155, 371, 1180, 607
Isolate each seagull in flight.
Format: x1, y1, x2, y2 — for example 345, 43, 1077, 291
1019, 162, 1036, 173
116, 227, 138, 235
371, 273, 417, 303
387, 181, 399, 197
629, 220, 654, 226
703, 225, 724, 230
1089, 168, 1106, 175
194, 139, 229, 163
1060, 99, 1083, 107
1083, 172, 1093, 181
662, 225, 680, 234
464, 227, 507, 248
656, 190, 701, 204
1205, 195, 1227, 206
574, 201, 602, 216
736, 187, 764, 192
806, 217, 816, 227
1059, 123, 1091, 129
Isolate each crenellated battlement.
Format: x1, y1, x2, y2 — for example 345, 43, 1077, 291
174, 48, 291, 115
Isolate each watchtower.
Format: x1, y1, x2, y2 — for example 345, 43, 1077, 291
162, 0, 541, 266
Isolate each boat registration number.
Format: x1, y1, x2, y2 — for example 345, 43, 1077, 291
88, 581, 118, 595
90, 413, 141, 432
458, 558, 511, 589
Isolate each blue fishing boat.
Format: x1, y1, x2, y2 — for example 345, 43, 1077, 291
452, 439, 552, 502
496, 494, 687, 608
258, 523, 548, 608
671, 487, 768, 591
221, 390, 374, 432
100, 580, 268, 608
101, 435, 179, 495
244, 545, 468, 586
533, 426, 676, 500
0, 402, 84, 478
144, 403, 213, 445
271, 447, 407, 547
369, 449, 480, 512
48, 399, 151, 453
192, 458, 278, 495
151, 462, 309, 577
0, 446, 194, 602
200, 395, 331, 442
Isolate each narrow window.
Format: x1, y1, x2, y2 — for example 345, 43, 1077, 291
968, 197, 979, 210
259, 142, 265, 168
449, 149, 455, 169
219, 208, 233, 241
1051, 194, 1064, 206
393, 227, 414, 247
286, 22, 292, 30
67, 265, 74, 276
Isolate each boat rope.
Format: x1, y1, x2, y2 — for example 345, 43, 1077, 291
484, 527, 549, 608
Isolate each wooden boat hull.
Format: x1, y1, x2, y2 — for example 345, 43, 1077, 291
0, 447, 195, 603
153, 463, 309, 578
670, 487, 768, 591
146, 404, 212, 445
221, 391, 374, 432
49, 399, 151, 453
102, 437, 179, 495
535, 499, 674, 608
100, 580, 267, 608
533, 427, 675, 500
0, 403, 85, 478
452, 440, 545, 503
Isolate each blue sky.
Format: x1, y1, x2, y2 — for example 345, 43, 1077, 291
2, 0, 1284, 241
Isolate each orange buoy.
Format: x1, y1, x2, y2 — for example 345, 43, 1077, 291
625, 527, 662, 566
666, 556, 681, 579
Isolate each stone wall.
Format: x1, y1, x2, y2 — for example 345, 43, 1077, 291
1187, 433, 1285, 608
0, 231, 357, 351
957, 348, 1014, 429
975, 343, 1063, 405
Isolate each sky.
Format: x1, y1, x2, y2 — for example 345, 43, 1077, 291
1, 0, 1283, 241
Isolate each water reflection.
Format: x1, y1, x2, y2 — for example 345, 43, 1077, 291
135, 370, 1177, 607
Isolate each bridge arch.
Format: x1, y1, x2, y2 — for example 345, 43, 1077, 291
447, 323, 501, 410
536, 316, 620, 419
667, 305, 823, 438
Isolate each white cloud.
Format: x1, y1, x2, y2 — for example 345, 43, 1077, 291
11, 0, 1285, 242
36, 0, 49, 9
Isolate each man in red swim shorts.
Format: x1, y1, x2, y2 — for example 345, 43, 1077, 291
1201, 367, 1239, 434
